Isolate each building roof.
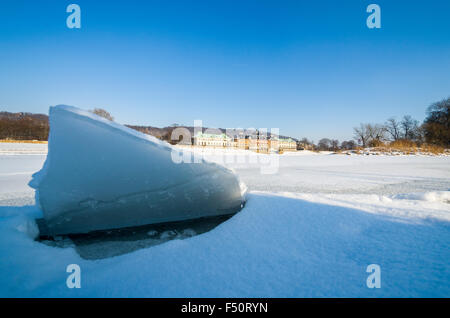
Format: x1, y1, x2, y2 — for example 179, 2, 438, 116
195, 132, 230, 139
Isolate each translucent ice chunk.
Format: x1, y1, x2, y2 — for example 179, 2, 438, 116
29, 105, 245, 235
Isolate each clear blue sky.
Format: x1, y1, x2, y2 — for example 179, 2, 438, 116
0, 0, 449, 141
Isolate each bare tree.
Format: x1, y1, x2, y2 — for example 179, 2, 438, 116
367, 124, 386, 146
299, 137, 311, 145
298, 137, 313, 150
341, 140, 356, 150
414, 124, 426, 146
354, 123, 385, 147
90, 108, 114, 121
353, 123, 370, 147
401, 115, 418, 140
384, 117, 401, 141
330, 139, 339, 151
318, 138, 331, 151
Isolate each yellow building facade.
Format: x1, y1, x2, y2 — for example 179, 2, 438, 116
194, 132, 297, 153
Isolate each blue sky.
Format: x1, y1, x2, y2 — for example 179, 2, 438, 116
0, 0, 449, 141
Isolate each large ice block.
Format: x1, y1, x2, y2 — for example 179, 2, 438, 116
29, 105, 245, 235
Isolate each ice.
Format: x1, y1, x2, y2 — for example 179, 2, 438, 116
146, 230, 158, 237
0, 142, 449, 297
160, 230, 177, 239
28, 105, 245, 235
392, 191, 450, 203
1, 191, 449, 297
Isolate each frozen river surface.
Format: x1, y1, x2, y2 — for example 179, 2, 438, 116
0, 143, 449, 297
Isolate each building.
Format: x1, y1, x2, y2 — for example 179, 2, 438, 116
194, 132, 236, 148
278, 138, 297, 152
237, 136, 250, 150
248, 137, 269, 153
193, 131, 297, 153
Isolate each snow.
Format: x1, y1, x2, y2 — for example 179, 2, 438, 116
0, 154, 47, 206
191, 149, 450, 195
0, 140, 449, 297
29, 105, 245, 235
0, 142, 47, 155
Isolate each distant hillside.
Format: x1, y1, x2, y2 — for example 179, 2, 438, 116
0, 111, 49, 122
127, 125, 297, 143
0, 111, 49, 141
0, 111, 297, 142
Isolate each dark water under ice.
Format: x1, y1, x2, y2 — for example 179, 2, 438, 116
37, 213, 235, 260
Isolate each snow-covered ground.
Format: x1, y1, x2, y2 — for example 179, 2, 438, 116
0, 142, 47, 155
0, 142, 449, 297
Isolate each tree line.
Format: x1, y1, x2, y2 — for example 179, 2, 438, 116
304, 97, 449, 151
0, 97, 448, 149
0, 112, 49, 141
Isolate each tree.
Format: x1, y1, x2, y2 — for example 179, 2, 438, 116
299, 137, 310, 145
384, 117, 401, 141
353, 124, 370, 147
341, 140, 356, 150
414, 124, 426, 145
330, 139, 339, 151
423, 97, 450, 147
354, 123, 386, 147
298, 137, 313, 150
317, 138, 331, 151
0, 112, 49, 141
90, 108, 114, 121
366, 124, 386, 146
400, 115, 419, 140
